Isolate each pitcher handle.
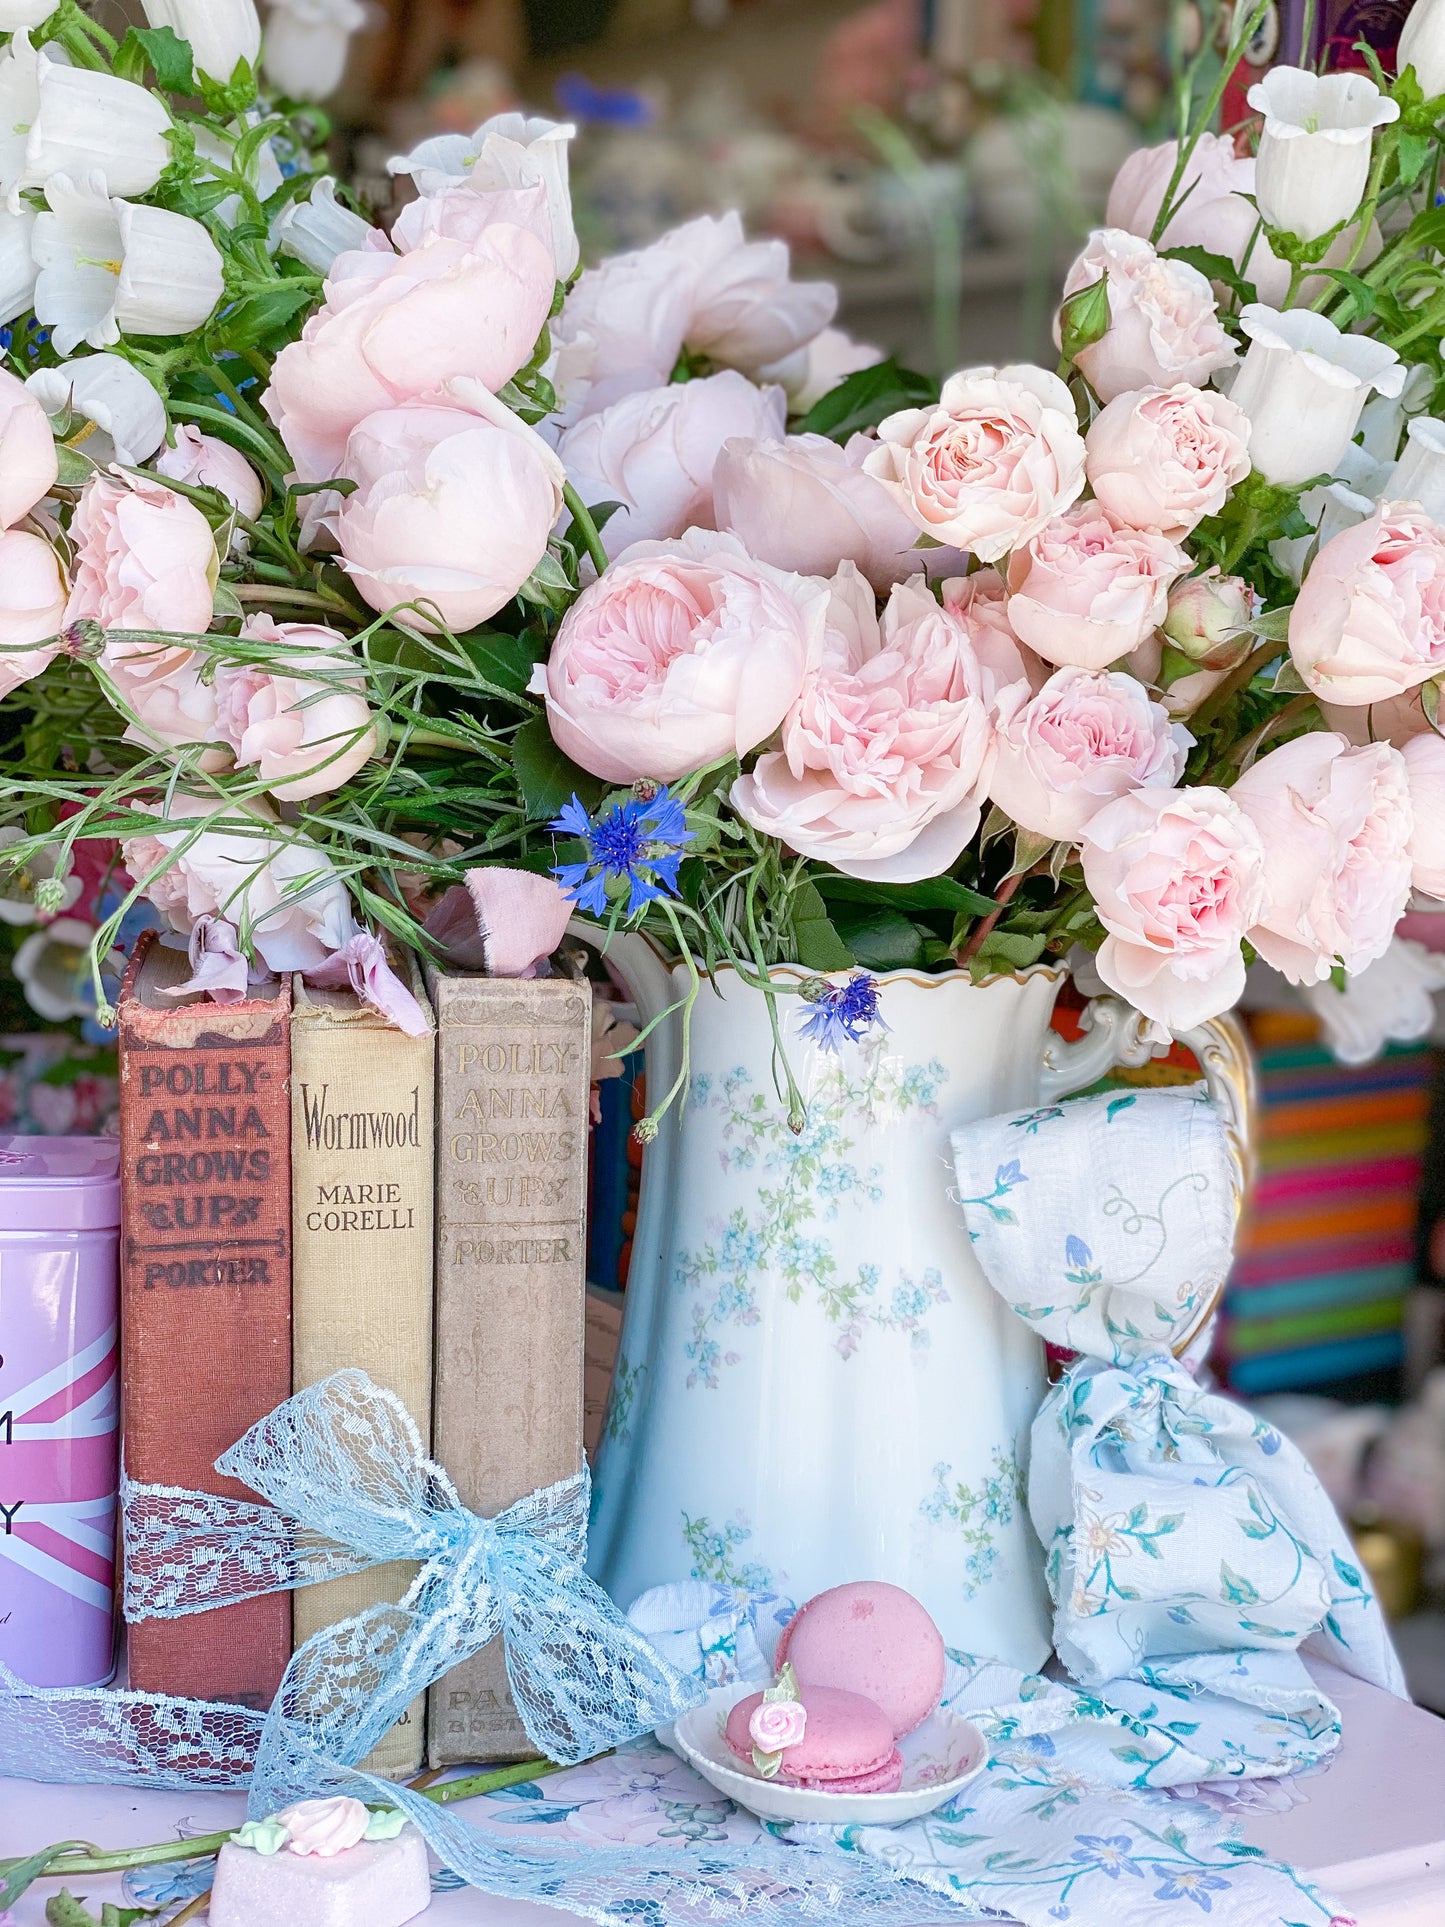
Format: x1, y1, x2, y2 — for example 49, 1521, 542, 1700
566, 919, 682, 1383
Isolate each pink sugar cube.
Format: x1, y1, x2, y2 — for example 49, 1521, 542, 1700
208, 1823, 432, 1927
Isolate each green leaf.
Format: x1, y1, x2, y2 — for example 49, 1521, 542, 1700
102, 1906, 161, 1926
827, 904, 927, 970
46, 1893, 103, 1927
969, 930, 1049, 976
1, 1845, 87, 1911
1271, 658, 1308, 695
798, 356, 937, 442
788, 880, 856, 971
814, 873, 997, 916
54, 443, 100, 487
1057, 274, 1112, 364
510, 714, 602, 819
1249, 605, 1293, 643
461, 630, 544, 696
1161, 244, 1257, 307
1399, 125, 1433, 185
133, 24, 196, 91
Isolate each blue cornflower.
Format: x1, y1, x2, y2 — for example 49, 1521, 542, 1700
550, 786, 693, 918
798, 971, 886, 1052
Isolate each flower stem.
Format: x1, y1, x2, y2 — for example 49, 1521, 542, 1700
955, 868, 1027, 965
563, 484, 609, 578
1186, 637, 1282, 733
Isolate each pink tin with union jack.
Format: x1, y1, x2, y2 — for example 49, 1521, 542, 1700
0, 1134, 120, 1688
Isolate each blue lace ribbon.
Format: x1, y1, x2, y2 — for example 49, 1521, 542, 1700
0, 1370, 702, 1821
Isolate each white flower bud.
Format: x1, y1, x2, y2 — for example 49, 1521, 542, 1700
1399, 0, 1445, 99
1385, 415, 1445, 523
141, 0, 262, 85
261, 0, 365, 103
274, 174, 379, 272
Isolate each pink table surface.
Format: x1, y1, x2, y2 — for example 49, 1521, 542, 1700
2, 1662, 1441, 1926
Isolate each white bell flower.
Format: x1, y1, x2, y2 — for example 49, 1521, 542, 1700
1385, 414, 1445, 522
27, 353, 168, 465
390, 111, 579, 278
1230, 304, 1404, 486
12, 40, 173, 206
14, 916, 98, 1023
273, 173, 380, 272
140, 0, 261, 85
261, 0, 365, 103
0, 203, 37, 325
1270, 479, 1376, 586
33, 173, 223, 355
1399, 0, 1445, 99
1247, 68, 1399, 242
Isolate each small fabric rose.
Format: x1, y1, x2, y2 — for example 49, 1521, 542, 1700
1231, 733, 1413, 983
988, 667, 1190, 844
1059, 229, 1237, 404
1084, 384, 1251, 539
1288, 503, 1445, 706
863, 363, 1086, 563
1080, 786, 1267, 1031
537, 527, 827, 785
275, 1796, 370, 1858
749, 1697, 807, 1755
1006, 503, 1190, 671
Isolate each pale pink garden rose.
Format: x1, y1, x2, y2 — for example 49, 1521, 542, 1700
551, 243, 697, 426
1080, 785, 1267, 1030
121, 795, 357, 974
66, 471, 218, 680
988, 666, 1190, 843
1059, 230, 1237, 404
557, 370, 785, 561
537, 527, 827, 785
154, 424, 263, 523
276, 1798, 370, 1859
1106, 134, 1292, 306
1084, 384, 1251, 538
940, 571, 1043, 691
0, 526, 66, 698
1230, 733, 1413, 983
729, 567, 1000, 884
660, 210, 837, 374
1005, 502, 1189, 670
1402, 733, 1445, 899
334, 382, 565, 633
388, 176, 552, 257
0, 367, 57, 528
118, 659, 225, 769
1288, 503, 1445, 706
862, 364, 1086, 563
713, 430, 926, 591
1322, 689, 1436, 747
214, 615, 377, 800
262, 212, 555, 480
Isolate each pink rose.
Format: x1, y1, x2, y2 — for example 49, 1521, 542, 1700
1288, 505, 1445, 706
214, 615, 377, 801
1231, 733, 1413, 982
1403, 733, 1445, 899
749, 1698, 806, 1753
262, 215, 555, 480
0, 528, 66, 698
0, 367, 57, 529
119, 660, 225, 768
154, 424, 263, 523
1060, 230, 1237, 404
989, 666, 1189, 843
941, 571, 1042, 692
552, 243, 696, 425
120, 795, 356, 974
334, 382, 565, 633
276, 1797, 370, 1858
539, 527, 826, 784
713, 430, 926, 591
1322, 690, 1434, 747
660, 210, 837, 373
1005, 503, 1189, 670
863, 364, 1086, 563
66, 471, 218, 679
1085, 384, 1251, 538
388, 176, 552, 257
729, 567, 998, 883
557, 370, 785, 560
1081, 786, 1266, 1029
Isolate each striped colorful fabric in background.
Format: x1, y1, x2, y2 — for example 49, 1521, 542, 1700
1219, 1011, 1431, 1400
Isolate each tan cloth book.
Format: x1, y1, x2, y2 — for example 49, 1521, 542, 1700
425, 971, 591, 1764
290, 959, 435, 1777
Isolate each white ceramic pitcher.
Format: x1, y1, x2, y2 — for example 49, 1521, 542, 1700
584, 944, 1249, 1672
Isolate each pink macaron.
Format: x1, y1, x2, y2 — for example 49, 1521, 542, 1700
724, 1684, 904, 1793
775, 1581, 946, 1739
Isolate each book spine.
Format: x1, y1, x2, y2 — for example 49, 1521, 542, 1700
118, 932, 292, 1706
290, 970, 435, 1777
426, 973, 591, 1764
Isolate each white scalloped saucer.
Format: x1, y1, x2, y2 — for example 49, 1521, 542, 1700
670, 1680, 988, 1826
